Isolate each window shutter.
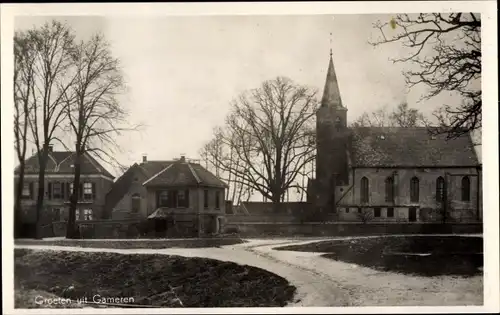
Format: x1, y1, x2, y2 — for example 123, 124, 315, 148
185, 189, 190, 207
169, 190, 175, 208
29, 182, 34, 199
48, 182, 52, 199
92, 183, 96, 200
61, 183, 66, 200
79, 183, 84, 199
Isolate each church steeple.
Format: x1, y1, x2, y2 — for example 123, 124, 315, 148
321, 53, 343, 109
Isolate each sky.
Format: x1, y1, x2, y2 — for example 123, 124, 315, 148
14, 14, 480, 178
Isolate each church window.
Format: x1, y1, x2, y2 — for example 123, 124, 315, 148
360, 177, 369, 203
410, 177, 419, 202
385, 176, 394, 202
436, 176, 445, 202
461, 176, 471, 201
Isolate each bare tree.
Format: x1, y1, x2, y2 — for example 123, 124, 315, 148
351, 102, 428, 127
61, 33, 129, 238
205, 77, 317, 212
25, 21, 76, 239
370, 13, 481, 141
200, 128, 253, 205
13, 31, 37, 237
351, 105, 392, 127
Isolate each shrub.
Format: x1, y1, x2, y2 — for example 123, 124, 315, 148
224, 226, 239, 234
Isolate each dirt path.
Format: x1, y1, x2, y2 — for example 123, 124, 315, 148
15, 235, 483, 307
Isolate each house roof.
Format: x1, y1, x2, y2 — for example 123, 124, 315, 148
349, 127, 480, 167
15, 151, 114, 178
138, 160, 173, 177
143, 160, 228, 188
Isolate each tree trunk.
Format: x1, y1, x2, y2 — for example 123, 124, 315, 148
14, 161, 26, 239
271, 194, 281, 214
66, 153, 82, 239
35, 150, 48, 240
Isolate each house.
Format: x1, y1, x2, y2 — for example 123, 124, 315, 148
308, 53, 482, 223
104, 155, 228, 237
14, 146, 115, 228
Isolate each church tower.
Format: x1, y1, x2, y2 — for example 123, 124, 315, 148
315, 51, 349, 213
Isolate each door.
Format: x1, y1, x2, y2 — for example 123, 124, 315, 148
409, 207, 417, 222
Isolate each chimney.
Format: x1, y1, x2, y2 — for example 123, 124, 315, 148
180, 154, 186, 162
142, 154, 147, 163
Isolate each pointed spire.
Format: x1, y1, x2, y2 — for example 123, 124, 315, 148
321, 51, 343, 109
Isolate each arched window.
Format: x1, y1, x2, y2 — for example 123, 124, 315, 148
436, 176, 445, 202
410, 177, 419, 202
131, 193, 141, 213
461, 176, 471, 201
385, 176, 394, 202
360, 177, 369, 203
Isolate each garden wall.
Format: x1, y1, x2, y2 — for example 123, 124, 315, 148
38, 219, 482, 239
223, 222, 483, 237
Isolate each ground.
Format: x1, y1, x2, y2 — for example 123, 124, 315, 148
15, 248, 295, 308
14, 234, 483, 307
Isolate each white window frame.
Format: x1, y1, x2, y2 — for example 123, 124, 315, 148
83, 182, 93, 200
21, 183, 30, 197
83, 209, 93, 220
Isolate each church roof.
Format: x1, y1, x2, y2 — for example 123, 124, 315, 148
349, 127, 480, 167
321, 54, 344, 109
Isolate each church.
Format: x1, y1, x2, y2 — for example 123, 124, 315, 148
307, 53, 482, 223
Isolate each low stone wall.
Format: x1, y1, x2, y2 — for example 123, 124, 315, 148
223, 222, 483, 237
226, 215, 300, 223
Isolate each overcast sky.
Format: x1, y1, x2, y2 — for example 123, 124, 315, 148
14, 14, 477, 176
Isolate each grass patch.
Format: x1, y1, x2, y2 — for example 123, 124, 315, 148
14, 248, 296, 308
15, 238, 245, 249
276, 236, 483, 277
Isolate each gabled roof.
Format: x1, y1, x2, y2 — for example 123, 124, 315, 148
349, 127, 480, 167
143, 160, 228, 188
104, 163, 149, 215
15, 151, 114, 178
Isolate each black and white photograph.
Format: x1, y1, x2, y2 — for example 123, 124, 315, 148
1, 1, 498, 313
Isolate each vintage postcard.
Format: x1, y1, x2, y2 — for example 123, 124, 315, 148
1, 1, 498, 314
